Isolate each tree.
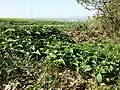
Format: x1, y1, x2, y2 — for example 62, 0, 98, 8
76, 0, 120, 37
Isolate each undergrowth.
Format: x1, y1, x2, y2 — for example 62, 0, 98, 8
0, 19, 120, 90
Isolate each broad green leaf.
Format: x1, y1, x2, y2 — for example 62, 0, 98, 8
70, 48, 73, 54
53, 50, 58, 54
53, 59, 66, 65
96, 73, 102, 83
17, 45, 23, 48
109, 65, 113, 71
101, 68, 106, 74
19, 50, 25, 53
49, 53, 56, 58
84, 65, 92, 72
35, 32, 40, 34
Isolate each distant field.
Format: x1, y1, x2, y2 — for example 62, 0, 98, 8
0, 18, 81, 25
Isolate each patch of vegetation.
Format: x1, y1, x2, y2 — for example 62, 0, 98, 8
0, 19, 120, 90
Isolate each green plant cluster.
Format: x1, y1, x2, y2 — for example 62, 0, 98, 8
0, 25, 72, 60
50, 42, 120, 83
0, 20, 120, 89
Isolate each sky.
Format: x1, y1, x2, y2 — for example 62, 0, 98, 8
0, 0, 95, 18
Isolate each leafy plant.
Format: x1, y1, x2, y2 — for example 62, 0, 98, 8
0, 19, 120, 90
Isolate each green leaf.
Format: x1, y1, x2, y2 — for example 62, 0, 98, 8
84, 65, 92, 72
70, 48, 73, 54
53, 59, 66, 65
101, 68, 106, 74
30, 46, 35, 50
25, 29, 31, 34
5, 29, 15, 32
49, 53, 56, 58
19, 50, 25, 53
53, 50, 58, 54
17, 44, 23, 48
96, 73, 102, 83
35, 32, 40, 34
73, 60, 79, 72
109, 65, 113, 71
32, 50, 41, 55
44, 49, 49, 54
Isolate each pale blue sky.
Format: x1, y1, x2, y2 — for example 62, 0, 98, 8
0, 0, 95, 18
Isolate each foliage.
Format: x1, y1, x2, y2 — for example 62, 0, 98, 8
0, 19, 120, 89
0, 25, 73, 61
98, 0, 120, 38
0, 24, 73, 89
45, 41, 120, 84
77, 0, 120, 38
